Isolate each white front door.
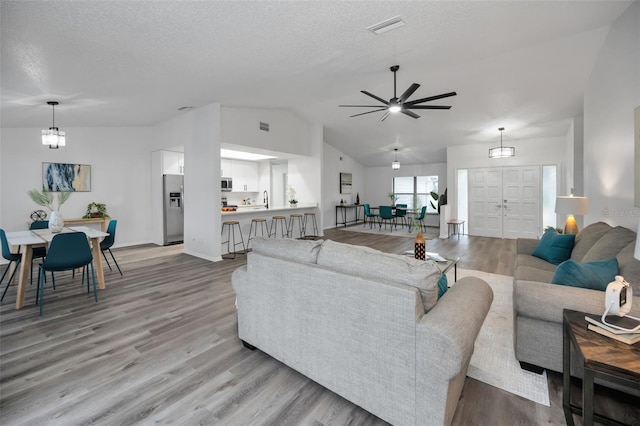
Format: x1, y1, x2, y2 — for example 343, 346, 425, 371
468, 168, 503, 238
468, 166, 541, 239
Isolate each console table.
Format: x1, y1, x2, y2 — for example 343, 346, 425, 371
562, 309, 640, 426
335, 204, 363, 227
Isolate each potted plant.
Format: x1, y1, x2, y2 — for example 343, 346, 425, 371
83, 202, 109, 219
28, 188, 72, 233
388, 192, 398, 207
287, 185, 298, 207
430, 188, 447, 214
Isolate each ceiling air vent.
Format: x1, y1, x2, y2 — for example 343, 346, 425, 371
367, 16, 406, 35
259, 122, 269, 132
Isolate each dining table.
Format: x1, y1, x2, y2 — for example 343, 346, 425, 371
4, 226, 109, 309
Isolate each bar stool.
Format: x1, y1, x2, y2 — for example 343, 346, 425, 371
221, 220, 245, 259
287, 214, 305, 239
247, 218, 269, 250
303, 212, 319, 238
269, 216, 288, 239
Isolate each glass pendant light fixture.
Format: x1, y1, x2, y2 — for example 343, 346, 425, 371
392, 148, 400, 170
42, 101, 66, 149
488, 127, 514, 158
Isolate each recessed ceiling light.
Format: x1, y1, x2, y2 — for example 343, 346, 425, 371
367, 16, 406, 35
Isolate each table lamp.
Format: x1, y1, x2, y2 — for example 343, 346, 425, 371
555, 196, 588, 235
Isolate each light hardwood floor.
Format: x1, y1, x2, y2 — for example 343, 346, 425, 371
1, 228, 638, 425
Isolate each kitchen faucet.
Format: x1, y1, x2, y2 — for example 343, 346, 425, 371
263, 190, 269, 209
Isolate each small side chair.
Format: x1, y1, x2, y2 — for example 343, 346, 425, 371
0, 229, 22, 302
101, 220, 123, 276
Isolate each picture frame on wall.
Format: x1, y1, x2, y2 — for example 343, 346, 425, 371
340, 172, 352, 194
42, 162, 91, 192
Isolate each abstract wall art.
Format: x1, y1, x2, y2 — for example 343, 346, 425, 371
42, 162, 91, 192
340, 172, 352, 194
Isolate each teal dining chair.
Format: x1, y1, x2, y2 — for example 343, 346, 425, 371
395, 203, 408, 228
37, 232, 97, 316
100, 220, 123, 276
363, 204, 379, 229
30, 220, 54, 286
414, 206, 427, 232
378, 206, 396, 231
0, 229, 22, 302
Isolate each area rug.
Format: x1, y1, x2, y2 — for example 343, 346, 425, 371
447, 268, 551, 407
337, 223, 440, 240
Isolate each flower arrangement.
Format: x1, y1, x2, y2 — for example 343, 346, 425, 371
28, 188, 71, 212
287, 185, 298, 205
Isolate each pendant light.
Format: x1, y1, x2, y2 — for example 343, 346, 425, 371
42, 101, 66, 149
392, 148, 400, 170
488, 127, 514, 158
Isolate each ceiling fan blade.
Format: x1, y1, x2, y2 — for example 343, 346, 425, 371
361, 91, 389, 105
349, 108, 387, 118
399, 83, 420, 102
379, 111, 391, 122
407, 105, 452, 110
404, 91, 457, 106
339, 104, 387, 108
401, 109, 420, 119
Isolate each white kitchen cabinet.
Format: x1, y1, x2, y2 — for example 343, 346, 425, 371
162, 151, 184, 175
221, 159, 233, 177
231, 160, 258, 192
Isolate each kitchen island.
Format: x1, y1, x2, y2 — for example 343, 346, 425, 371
221, 203, 319, 254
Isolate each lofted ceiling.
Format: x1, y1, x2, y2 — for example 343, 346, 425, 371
0, 1, 633, 166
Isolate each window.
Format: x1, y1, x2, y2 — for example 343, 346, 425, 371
393, 175, 439, 213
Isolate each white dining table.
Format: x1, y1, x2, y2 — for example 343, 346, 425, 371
4, 226, 109, 309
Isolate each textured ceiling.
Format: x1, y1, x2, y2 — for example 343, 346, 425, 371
0, 1, 633, 166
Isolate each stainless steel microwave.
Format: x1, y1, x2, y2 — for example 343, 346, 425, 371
221, 177, 232, 192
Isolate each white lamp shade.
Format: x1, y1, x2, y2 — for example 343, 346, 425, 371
555, 196, 588, 216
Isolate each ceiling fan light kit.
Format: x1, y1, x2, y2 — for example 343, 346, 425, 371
339, 65, 456, 121
42, 101, 66, 149
488, 127, 515, 159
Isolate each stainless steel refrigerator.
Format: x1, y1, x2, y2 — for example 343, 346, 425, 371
163, 174, 184, 245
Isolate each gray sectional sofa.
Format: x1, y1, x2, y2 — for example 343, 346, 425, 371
233, 237, 493, 426
514, 221, 640, 374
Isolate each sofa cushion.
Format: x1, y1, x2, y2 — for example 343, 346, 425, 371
617, 241, 640, 294
581, 226, 636, 263
515, 254, 558, 272
570, 222, 612, 262
437, 274, 448, 298
532, 228, 575, 265
551, 258, 619, 291
317, 240, 441, 312
251, 237, 323, 264
515, 264, 555, 283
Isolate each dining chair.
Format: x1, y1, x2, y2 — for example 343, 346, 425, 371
30, 220, 53, 287
378, 206, 396, 232
363, 203, 378, 229
100, 219, 123, 276
37, 232, 97, 316
415, 206, 427, 231
0, 229, 22, 302
395, 203, 408, 228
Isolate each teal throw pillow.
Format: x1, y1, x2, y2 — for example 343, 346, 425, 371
532, 228, 575, 265
437, 274, 448, 298
551, 258, 619, 291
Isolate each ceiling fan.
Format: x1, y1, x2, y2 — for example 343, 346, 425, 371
339, 65, 457, 121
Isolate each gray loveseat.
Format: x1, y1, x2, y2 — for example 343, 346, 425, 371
514, 221, 640, 373
233, 238, 493, 426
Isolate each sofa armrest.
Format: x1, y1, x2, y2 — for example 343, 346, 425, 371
517, 238, 539, 256
416, 277, 493, 377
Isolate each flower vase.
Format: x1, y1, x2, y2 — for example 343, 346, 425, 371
414, 231, 426, 261
49, 210, 64, 233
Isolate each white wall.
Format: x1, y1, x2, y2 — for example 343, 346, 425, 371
0, 126, 153, 246
447, 136, 567, 220
322, 143, 366, 228
584, 1, 640, 230
289, 124, 324, 231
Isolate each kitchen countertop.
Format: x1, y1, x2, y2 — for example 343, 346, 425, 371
221, 203, 317, 215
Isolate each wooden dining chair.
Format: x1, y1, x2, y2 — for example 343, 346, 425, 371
37, 232, 97, 316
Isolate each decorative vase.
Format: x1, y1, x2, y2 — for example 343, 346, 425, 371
49, 210, 64, 233
355, 193, 360, 205
414, 231, 426, 261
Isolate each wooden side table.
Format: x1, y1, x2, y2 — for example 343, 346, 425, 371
562, 309, 640, 426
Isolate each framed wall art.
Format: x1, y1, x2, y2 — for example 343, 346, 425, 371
340, 172, 352, 194
42, 162, 91, 192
